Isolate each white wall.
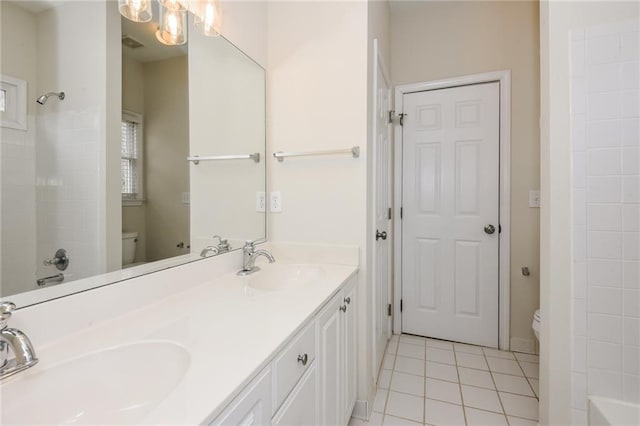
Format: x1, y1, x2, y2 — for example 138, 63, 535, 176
220, 0, 268, 69
540, 2, 640, 425
144, 55, 190, 262
390, 0, 541, 352
189, 27, 266, 252
267, 0, 374, 413
0, 1, 38, 296
570, 17, 640, 421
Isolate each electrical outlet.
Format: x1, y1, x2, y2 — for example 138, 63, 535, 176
256, 192, 266, 212
270, 191, 282, 213
529, 190, 540, 208
182, 192, 190, 204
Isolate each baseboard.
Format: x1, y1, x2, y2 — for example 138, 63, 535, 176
510, 337, 536, 354
351, 399, 369, 420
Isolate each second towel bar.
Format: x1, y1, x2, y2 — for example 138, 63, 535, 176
272, 146, 360, 162
188, 153, 260, 165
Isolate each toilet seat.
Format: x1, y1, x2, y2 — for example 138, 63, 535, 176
532, 309, 540, 341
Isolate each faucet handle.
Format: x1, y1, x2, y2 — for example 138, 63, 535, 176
0, 302, 16, 325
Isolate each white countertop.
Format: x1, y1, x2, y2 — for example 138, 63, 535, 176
1, 261, 358, 425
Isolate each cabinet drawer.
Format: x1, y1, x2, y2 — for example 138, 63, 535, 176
272, 321, 316, 413
272, 363, 317, 426
209, 366, 272, 426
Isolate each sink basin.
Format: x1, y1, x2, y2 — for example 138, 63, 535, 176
1, 341, 190, 425
247, 264, 324, 291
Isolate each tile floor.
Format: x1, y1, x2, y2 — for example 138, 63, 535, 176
350, 334, 539, 426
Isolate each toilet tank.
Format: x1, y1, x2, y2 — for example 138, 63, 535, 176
122, 232, 138, 265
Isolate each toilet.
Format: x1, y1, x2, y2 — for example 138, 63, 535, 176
122, 231, 138, 266
532, 309, 540, 341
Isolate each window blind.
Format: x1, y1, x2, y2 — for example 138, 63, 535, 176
121, 120, 139, 198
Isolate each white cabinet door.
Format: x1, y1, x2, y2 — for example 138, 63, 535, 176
342, 278, 357, 424
272, 364, 317, 426
318, 292, 343, 426
210, 367, 272, 426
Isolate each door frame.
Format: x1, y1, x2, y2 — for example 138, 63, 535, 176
392, 70, 511, 351
370, 38, 393, 380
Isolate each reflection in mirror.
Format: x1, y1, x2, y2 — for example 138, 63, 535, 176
121, 14, 190, 267
0, 0, 266, 304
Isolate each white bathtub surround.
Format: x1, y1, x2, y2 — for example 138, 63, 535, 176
1, 244, 358, 423
571, 19, 640, 420
589, 396, 640, 426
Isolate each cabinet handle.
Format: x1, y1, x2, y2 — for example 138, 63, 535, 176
297, 353, 308, 366
340, 305, 347, 312
344, 296, 351, 305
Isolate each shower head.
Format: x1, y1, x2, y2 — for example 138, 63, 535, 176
36, 92, 65, 105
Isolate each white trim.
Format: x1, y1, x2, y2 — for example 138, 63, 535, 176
0, 75, 27, 131
392, 70, 511, 351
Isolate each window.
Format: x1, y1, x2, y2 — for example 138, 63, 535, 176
121, 111, 143, 203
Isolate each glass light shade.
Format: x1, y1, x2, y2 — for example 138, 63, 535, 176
192, 0, 222, 37
156, 6, 187, 46
159, 0, 188, 12
118, 0, 152, 23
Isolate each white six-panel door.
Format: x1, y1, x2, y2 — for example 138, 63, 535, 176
373, 39, 393, 377
401, 82, 500, 348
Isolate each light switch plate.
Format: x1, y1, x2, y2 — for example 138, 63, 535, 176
182, 192, 190, 204
529, 190, 540, 208
256, 192, 266, 212
270, 191, 282, 213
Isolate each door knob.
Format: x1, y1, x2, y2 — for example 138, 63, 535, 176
297, 353, 308, 366
484, 225, 496, 235
376, 230, 387, 241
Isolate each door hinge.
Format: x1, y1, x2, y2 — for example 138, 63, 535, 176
499, 224, 502, 234
388, 110, 407, 126
400, 299, 403, 312
400, 207, 403, 219
388, 207, 392, 220
387, 303, 392, 317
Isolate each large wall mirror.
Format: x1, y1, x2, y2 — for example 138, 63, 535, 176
0, 0, 266, 306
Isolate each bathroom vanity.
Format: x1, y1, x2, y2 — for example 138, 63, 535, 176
0, 246, 359, 425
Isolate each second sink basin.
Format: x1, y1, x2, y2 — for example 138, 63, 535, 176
1, 340, 190, 425
247, 263, 325, 291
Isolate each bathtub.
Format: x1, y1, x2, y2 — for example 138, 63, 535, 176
589, 397, 640, 426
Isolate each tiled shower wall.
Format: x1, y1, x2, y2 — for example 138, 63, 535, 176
571, 20, 640, 423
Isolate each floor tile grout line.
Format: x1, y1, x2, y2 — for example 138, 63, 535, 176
388, 367, 538, 397
514, 356, 540, 401
381, 339, 399, 418
452, 342, 469, 426
423, 339, 428, 425
481, 347, 511, 426
377, 385, 538, 407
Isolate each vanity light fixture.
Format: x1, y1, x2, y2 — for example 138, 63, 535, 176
120, 0, 223, 46
193, 0, 222, 37
159, 0, 189, 11
155, 4, 187, 46
118, 0, 153, 23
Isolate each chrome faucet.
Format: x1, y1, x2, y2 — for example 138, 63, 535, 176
238, 240, 275, 275
200, 235, 232, 258
212, 235, 231, 254
0, 302, 38, 380
200, 246, 219, 258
